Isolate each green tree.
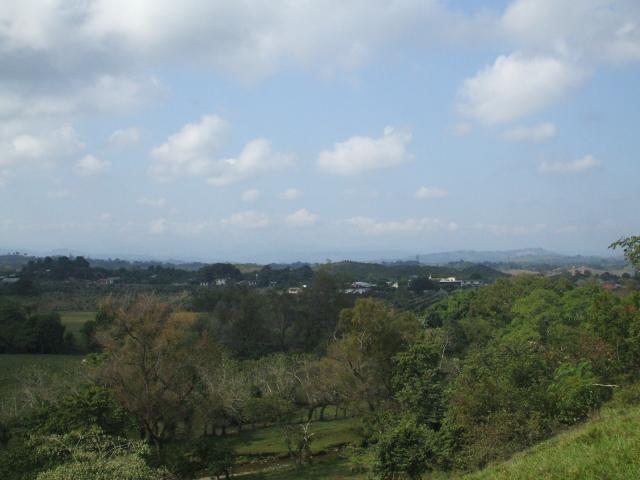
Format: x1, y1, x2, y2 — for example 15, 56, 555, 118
33, 428, 174, 480
374, 417, 444, 480
610, 235, 640, 269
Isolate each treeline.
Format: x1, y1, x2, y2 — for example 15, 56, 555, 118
17, 255, 315, 290
0, 302, 76, 354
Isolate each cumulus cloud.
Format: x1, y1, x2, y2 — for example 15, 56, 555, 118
346, 216, 458, 235
278, 188, 302, 200
206, 139, 293, 187
317, 126, 412, 175
501, 122, 557, 142
5, 125, 84, 166
221, 210, 270, 229
502, 0, 640, 64
414, 186, 448, 200
0, 0, 461, 82
108, 127, 141, 149
241, 189, 260, 202
539, 154, 600, 174
285, 208, 318, 226
149, 115, 292, 185
74, 154, 111, 176
457, 52, 585, 124
149, 114, 228, 179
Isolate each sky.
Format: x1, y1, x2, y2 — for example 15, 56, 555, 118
1, 0, 639, 262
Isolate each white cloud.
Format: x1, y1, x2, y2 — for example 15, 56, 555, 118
414, 186, 448, 200
0, 76, 162, 120
241, 189, 260, 202
6, 125, 84, 166
149, 115, 292, 185
539, 154, 600, 174
74, 154, 111, 176
206, 139, 293, 187
457, 52, 584, 124
502, 0, 640, 65
221, 210, 270, 229
285, 208, 318, 227
148, 218, 213, 236
150, 114, 228, 179
99, 212, 113, 222
278, 188, 302, 200
108, 127, 141, 149
138, 197, 166, 208
501, 122, 557, 142
346, 216, 458, 235
318, 126, 412, 175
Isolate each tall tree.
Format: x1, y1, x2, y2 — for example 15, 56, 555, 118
95, 295, 215, 449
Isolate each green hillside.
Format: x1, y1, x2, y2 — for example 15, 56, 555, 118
462, 403, 640, 480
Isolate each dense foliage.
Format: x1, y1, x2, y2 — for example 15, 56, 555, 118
0, 301, 75, 353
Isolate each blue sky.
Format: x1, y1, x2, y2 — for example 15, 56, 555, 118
0, 0, 639, 262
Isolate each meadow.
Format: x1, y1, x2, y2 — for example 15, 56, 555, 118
59, 311, 95, 347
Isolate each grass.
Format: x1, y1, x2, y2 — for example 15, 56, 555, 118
240, 453, 370, 479
460, 404, 640, 480
230, 417, 362, 457
241, 402, 640, 479
0, 354, 83, 396
59, 311, 95, 346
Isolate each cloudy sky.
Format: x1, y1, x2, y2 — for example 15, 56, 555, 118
1, 0, 639, 262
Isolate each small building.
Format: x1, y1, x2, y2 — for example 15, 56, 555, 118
215, 278, 227, 286
288, 287, 303, 295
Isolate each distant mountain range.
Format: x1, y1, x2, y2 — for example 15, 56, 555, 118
417, 248, 625, 268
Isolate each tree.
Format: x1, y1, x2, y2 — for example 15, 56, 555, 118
33, 428, 174, 480
95, 295, 216, 449
610, 235, 640, 269
328, 298, 419, 411
392, 331, 445, 426
374, 417, 444, 480
283, 422, 314, 465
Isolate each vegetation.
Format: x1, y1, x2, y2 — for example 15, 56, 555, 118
463, 400, 640, 480
1, 236, 639, 479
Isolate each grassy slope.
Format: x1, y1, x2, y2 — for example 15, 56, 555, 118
248, 404, 640, 480
461, 405, 640, 480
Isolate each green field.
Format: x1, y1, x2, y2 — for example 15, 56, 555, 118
59, 311, 95, 335
0, 354, 83, 396
231, 417, 361, 457
229, 417, 365, 478
59, 311, 95, 347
